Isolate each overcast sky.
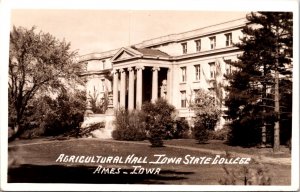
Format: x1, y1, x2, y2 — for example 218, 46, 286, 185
11, 10, 248, 55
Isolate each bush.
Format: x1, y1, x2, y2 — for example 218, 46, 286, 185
219, 153, 271, 185
89, 87, 109, 114
43, 90, 85, 136
147, 119, 165, 147
112, 109, 146, 141
79, 122, 105, 138
193, 119, 209, 143
142, 99, 175, 147
172, 119, 190, 139
209, 125, 230, 141
18, 89, 86, 139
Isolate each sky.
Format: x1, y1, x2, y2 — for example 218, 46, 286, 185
11, 10, 248, 55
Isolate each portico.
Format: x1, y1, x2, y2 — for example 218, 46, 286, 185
111, 47, 172, 110
112, 65, 170, 110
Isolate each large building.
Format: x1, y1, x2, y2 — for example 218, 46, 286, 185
79, 18, 248, 137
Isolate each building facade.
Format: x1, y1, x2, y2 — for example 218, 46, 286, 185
79, 18, 248, 137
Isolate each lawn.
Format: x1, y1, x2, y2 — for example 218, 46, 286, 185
8, 138, 291, 185
164, 139, 291, 158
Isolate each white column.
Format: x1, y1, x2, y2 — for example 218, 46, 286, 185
113, 69, 119, 109
151, 67, 160, 103
136, 66, 144, 109
120, 68, 126, 108
167, 67, 173, 103
128, 67, 135, 110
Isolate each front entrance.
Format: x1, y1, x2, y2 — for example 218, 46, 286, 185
140, 66, 168, 104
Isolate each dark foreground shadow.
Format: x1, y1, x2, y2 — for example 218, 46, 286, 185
8, 164, 194, 184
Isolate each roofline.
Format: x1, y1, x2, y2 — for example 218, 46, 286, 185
78, 17, 248, 62
135, 17, 248, 48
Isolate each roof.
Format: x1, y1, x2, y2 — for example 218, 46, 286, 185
134, 48, 170, 58
110, 47, 171, 63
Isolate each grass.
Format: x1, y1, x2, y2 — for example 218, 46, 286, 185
164, 139, 291, 158
8, 138, 291, 185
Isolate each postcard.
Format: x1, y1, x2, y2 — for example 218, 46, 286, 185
1, 0, 299, 191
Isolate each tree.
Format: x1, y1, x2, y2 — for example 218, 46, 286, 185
225, 12, 293, 149
9, 26, 82, 140
190, 89, 221, 143
191, 89, 221, 129
88, 86, 109, 114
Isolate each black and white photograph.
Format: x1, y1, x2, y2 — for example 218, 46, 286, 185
0, 0, 299, 191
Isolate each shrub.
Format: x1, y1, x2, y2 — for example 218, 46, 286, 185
42, 90, 85, 136
147, 118, 165, 147
112, 109, 146, 141
219, 153, 271, 185
142, 98, 175, 147
172, 119, 190, 139
79, 122, 105, 138
209, 125, 230, 141
18, 89, 85, 139
193, 119, 209, 143
89, 87, 109, 114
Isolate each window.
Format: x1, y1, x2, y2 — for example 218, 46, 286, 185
193, 89, 199, 102
209, 36, 216, 49
226, 64, 232, 75
225, 59, 232, 75
209, 62, 216, 79
181, 67, 187, 82
181, 91, 187, 108
225, 33, 232, 46
194, 65, 201, 81
181, 42, 187, 54
102, 60, 106, 69
195, 39, 201, 52
101, 79, 105, 92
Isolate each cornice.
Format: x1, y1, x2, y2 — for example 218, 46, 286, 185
80, 69, 111, 76
135, 18, 248, 48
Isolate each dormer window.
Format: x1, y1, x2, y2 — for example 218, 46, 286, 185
209, 36, 216, 49
181, 42, 187, 54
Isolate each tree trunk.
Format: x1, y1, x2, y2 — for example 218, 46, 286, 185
261, 63, 267, 147
273, 25, 280, 152
273, 69, 280, 152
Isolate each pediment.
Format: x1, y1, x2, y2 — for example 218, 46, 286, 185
117, 51, 133, 60
111, 47, 142, 63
